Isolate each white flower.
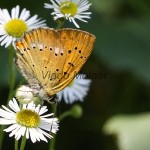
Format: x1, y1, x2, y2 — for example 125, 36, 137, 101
57, 74, 91, 104
44, 0, 92, 28
0, 5, 46, 48
0, 98, 59, 143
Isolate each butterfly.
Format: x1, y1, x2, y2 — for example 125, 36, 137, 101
15, 28, 96, 102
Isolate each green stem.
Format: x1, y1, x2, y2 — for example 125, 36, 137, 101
0, 45, 16, 150
0, 126, 5, 150
59, 111, 71, 121
49, 110, 71, 150
20, 136, 26, 150
15, 140, 18, 150
48, 101, 58, 150
56, 19, 65, 29
49, 135, 56, 150
8, 45, 16, 101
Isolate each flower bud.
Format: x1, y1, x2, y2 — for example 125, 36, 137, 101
70, 104, 83, 118
16, 85, 34, 104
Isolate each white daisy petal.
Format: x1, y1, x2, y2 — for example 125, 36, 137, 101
9, 125, 22, 137
63, 88, 70, 103
50, 0, 60, 8
0, 98, 59, 143
15, 5, 20, 18
41, 113, 53, 118
1, 105, 15, 114
34, 105, 41, 113
1, 36, 11, 47
5, 36, 13, 47
0, 5, 46, 48
0, 119, 16, 125
71, 17, 80, 28
30, 128, 40, 142
55, 0, 61, 5
4, 124, 20, 133
39, 120, 52, 131
40, 128, 52, 139
27, 101, 34, 109
11, 7, 16, 19
19, 9, 30, 21
15, 126, 26, 140
38, 106, 48, 115
2, 9, 11, 21
57, 74, 91, 104
25, 15, 38, 25
44, 3, 55, 9
9, 98, 20, 112
36, 128, 49, 142
29, 128, 36, 143
44, 0, 91, 28
26, 128, 29, 139
0, 34, 7, 42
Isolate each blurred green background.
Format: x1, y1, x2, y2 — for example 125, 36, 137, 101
1, 0, 150, 150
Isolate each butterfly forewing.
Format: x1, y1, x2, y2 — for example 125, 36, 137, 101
15, 28, 96, 99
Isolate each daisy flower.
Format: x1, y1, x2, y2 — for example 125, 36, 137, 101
0, 5, 46, 48
57, 74, 91, 104
0, 98, 59, 143
44, 0, 92, 28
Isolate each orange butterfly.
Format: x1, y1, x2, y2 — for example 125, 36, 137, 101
15, 28, 96, 102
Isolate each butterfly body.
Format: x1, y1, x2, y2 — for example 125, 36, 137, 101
15, 28, 96, 101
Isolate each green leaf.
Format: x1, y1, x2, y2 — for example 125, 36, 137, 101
89, 17, 150, 83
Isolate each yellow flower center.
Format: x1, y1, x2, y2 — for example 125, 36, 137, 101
16, 109, 40, 128
60, 1, 77, 16
4, 19, 28, 38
